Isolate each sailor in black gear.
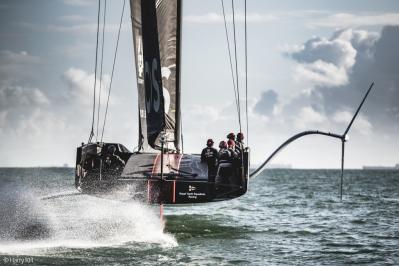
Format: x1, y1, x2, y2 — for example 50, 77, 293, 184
227, 132, 235, 144
104, 145, 125, 179
201, 139, 218, 182
235, 133, 245, 182
227, 139, 239, 160
218, 140, 231, 161
236, 132, 245, 148
235, 132, 244, 157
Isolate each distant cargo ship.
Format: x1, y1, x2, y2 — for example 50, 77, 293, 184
363, 164, 399, 170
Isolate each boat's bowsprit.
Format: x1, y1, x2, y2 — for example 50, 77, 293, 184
75, 142, 249, 204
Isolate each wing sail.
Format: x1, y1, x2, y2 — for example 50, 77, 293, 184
130, 0, 182, 152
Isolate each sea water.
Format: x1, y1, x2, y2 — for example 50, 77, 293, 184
0, 168, 398, 265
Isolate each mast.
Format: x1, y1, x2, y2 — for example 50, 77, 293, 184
175, 0, 182, 153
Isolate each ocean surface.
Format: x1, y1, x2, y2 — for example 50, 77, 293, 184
0, 168, 398, 265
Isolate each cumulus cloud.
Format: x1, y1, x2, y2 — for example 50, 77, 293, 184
0, 54, 91, 139
0, 85, 52, 135
332, 110, 353, 124
293, 106, 326, 130
287, 29, 378, 89
309, 12, 399, 28
283, 26, 399, 136
0, 50, 51, 133
0, 86, 49, 108
62, 67, 110, 106
294, 60, 351, 88
0, 60, 94, 166
185, 105, 221, 124
316, 26, 399, 130
184, 13, 275, 24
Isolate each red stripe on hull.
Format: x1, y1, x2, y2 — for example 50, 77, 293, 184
172, 180, 176, 203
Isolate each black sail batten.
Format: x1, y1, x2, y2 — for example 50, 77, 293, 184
130, 0, 181, 152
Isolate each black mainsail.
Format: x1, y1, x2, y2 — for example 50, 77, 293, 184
130, 0, 182, 152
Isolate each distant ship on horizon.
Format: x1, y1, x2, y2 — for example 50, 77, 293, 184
363, 164, 399, 170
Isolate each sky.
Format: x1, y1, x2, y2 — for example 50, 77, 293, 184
0, 0, 398, 168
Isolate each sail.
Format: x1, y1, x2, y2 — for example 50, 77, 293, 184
130, 0, 182, 152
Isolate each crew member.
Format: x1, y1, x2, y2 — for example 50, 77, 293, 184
236, 132, 245, 150
104, 145, 125, 178
218, 140, 231, 161
235, 133, 245, 180
235, 132, 245, 157
227, 132, 235, 144
227, 139, 238, 160
201, 139, 218, 182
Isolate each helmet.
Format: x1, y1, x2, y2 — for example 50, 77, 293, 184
219, 140, 227, 149
206, 138, 214, 147
237, 132, 244, 141
227, 132, 235, 140
227, 139, 235, 147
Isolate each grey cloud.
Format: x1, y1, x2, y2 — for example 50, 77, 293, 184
61, 67, 111, 107
0, 86, 49, 110
0, 50, 40, 86
0, 50, 53, 133
254, 90, 278, 116
288, 26, 399, 133
290, 35, 355, 67
331, 29, 379, 56
0, 85, 50, 131
319, 27, 399, 130
287, 29, 379, 88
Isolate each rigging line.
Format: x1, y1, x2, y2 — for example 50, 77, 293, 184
96, 0, 107, 142
244, 0, 248, 145
220, 0, 240, 127
231, 0, 242, 133
100, 0, 126, 142
89, 0, 102, 143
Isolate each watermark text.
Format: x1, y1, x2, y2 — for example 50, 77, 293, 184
2, 257, 34, 265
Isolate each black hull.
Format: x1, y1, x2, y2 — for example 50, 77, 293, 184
75, 143, 249, 204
